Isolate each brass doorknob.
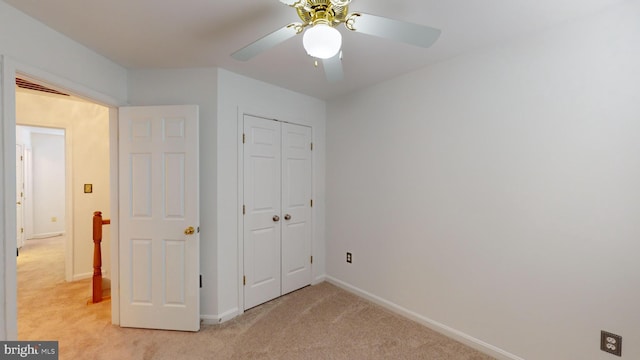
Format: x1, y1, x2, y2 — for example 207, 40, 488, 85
16, 201, 22, 205
284, 214, 291, 220
184, 226, 195, 235
273, 215, 280, 222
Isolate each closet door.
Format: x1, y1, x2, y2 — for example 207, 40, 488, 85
281, 123, 312, 294
243, 116, 282, 309
243, 115, 313, 309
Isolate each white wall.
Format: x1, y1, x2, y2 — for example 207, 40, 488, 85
1, 1, 127, 339
217, 69, 326, 321
30, 131, 65, 236
0, 2, 127, 103
325, 1, 640, 359
128, 68, 326, 323
16, 91, 111, 281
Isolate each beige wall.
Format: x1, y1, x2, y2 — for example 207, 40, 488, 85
16, 89, 111, 280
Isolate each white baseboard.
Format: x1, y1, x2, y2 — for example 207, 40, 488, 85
72, 271, 110, 282
200, 315, 219, 325
312, 274, 326, 285
28, 232, 64, 239
201, 308, 239, 325
72, 272, 92, 281
325, 276, 524, 360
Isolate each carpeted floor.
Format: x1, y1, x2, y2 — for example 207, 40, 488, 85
18, 236, 495, 360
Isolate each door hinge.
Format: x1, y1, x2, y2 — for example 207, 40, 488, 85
243, 275, 246, 286
310, 199, 313, 208
310, 142, 313, 151
20, 155, 23, 161
310, 255, 313, 264
243, 205, 246, 215
200, 275, 202, 288
21, 228, 24, 234
242, 133, 246, 144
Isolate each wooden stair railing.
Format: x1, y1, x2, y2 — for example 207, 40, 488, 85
92, 211, 110, 303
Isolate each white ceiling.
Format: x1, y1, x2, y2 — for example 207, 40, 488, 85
3, 0, 623, 100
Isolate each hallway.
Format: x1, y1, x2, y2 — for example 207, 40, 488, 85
17, 236, 111, 341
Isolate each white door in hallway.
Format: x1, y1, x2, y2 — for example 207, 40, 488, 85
243, 115, 312, 310
16, 144, 25, 249
119, 105, 200, 331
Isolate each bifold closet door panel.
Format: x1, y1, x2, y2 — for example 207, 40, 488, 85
281, 123, 312, 295
243, 115, 282, 310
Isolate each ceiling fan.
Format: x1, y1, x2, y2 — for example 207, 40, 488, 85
231, 0, 441, 82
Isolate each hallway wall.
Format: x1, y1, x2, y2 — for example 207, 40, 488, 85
30, 131, 65, 236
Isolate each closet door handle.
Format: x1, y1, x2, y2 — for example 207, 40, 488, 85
273, 215, 280, 222
284, 214, 291, 221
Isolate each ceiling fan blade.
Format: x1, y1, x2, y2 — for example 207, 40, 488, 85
232, 24, 301, 61
322, 53, 344, 82
346, 13, 441, 48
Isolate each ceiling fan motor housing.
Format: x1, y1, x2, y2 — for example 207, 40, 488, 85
294, 0, 350, 26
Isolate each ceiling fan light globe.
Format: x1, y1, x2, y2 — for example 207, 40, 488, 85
303, 24, 342, 59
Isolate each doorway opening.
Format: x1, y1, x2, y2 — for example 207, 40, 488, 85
16, 125, 66, 244
14, 76, 112, 340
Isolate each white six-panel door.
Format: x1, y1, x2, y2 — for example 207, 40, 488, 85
243, 115, 312, 310
281, 123, 312, 294
243, 116, 282, 309
119, 105, 200, 331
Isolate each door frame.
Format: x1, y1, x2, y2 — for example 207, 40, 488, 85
1, 55, 122, 339
236, 110, 314, 316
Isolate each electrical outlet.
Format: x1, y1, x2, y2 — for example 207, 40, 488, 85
601, 331, 622, 357
346, 252, 352, 263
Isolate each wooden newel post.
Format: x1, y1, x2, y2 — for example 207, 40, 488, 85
92, 211, 111, 304
92, 211, 103, 303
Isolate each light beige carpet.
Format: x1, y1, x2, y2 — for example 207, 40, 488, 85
18, 236, 495, 360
